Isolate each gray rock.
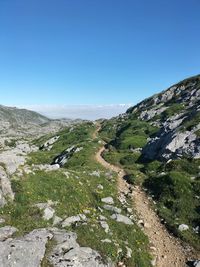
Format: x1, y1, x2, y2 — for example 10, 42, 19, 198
40, 135, 60, 151
111, 214, 133, 225
0, 166, 15, 207
100, 221, 110, 233
0, 228, 52, 267
0, 226, 18, 241
97, 184, 104, 190
103, 205, 121, 214
43, 207, 55, 221
34, 164, 60, 171
52, 146, 77, 167
126, 246, 132, 258
194, 260, 200, 267
90, 170, 101, 177
99, 215, 107, 221
49, 229, 114, 267
50, 246, 113, 267
101, 197, 114, 205
178, 224, 189, 231
61, 214, 87, 227
101, 239, 112, 243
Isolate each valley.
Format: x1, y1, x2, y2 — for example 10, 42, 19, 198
0, 75, 200, 266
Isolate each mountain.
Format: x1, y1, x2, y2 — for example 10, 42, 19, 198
0, 105, 75, 137
101, 74, 200, 162
127, 74, 200, 161
0, 76, 199, 267
100, 74, 200, 253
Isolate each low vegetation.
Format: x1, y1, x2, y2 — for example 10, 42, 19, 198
0, 122, 152, 266
100, 115, 200, 251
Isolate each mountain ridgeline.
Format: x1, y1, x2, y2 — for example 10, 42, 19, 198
100, 74, 200, 251
0, 105, 76, 137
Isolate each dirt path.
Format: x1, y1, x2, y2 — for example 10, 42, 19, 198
93, 124, 193, 267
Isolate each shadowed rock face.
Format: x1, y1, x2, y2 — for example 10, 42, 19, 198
52, 146, 78, 167
127, 75, 200, 161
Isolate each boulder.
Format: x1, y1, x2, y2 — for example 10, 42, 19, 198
103, 205, 121, 214
0, 228, 52, 267
111, 214, 133, 225
178, 224, 189, 231
61, 214, 87, 228
43, 207, 55, 221
52, 146, 77, 167
101, 197, 114, 205
100, 221, 110, 233
48, 229, 114, 267
40, 136, 59, 151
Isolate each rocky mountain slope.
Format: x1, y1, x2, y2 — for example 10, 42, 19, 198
127, 74, 200, 161
0, 75, 199, 267
0, 105, 77, 137
100, 74, 200, 261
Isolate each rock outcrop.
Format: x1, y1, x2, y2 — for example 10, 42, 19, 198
0, 227, 113, 267
127, 75, 200, 161
52, 146, 82, 167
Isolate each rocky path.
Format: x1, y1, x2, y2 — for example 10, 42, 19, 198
93, 124, 192, 267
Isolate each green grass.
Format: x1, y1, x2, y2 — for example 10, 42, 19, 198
161, 103, 185, 119
0, 122, 152, 266
100, 115, 200, 250
143, 167, 200, 249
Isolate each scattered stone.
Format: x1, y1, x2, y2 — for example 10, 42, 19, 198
61, 214, 87, 227
90, 170, 101, 177
101, 239, 112, 243
83, 209, 91, 214
100, 221, 110, 233
75, 147, 83, 153
101, 197, 114, 205
126, 246, 132, 258
127, 208, 133, 213
178, 224, 189, 231
0, 166, 15, 207
111, 214, 133, 225
43, 207, 55, 221
103, 205, 121, 214
34, 164, 60, 172
97, 184, 104, 190
99, 215, 107, 221
63, 171, 70, 178
40, 136, 59, 151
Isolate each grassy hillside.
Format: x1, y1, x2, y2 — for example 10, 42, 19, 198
99, 75, 200, 250
0, 122, 152, 266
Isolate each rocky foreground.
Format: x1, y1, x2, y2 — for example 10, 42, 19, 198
0, 227, 113, 267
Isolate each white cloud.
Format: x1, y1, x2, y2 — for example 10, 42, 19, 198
16, 104, 133, 120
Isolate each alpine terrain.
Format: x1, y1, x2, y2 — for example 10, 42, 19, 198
0, 74, 200, 267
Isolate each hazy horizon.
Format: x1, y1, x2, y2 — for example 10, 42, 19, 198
15, 104, 132, 120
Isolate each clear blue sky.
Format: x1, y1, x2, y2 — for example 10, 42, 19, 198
0, 0, 200, 106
